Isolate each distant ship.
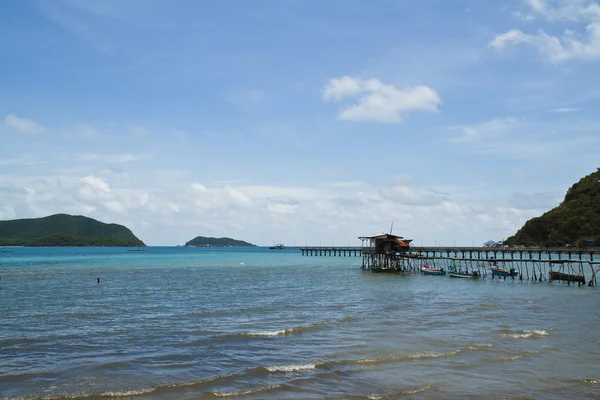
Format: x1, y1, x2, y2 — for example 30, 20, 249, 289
269, 244, 286, 250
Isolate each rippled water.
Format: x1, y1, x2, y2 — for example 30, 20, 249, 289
1, 247, 599, 399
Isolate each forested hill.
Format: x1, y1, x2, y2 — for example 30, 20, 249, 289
0, 214, 145, 247
185, 236, 256, 247
505, 168, 600, 248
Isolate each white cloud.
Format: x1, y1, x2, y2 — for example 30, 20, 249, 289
447, 117, 518, 143
77, 153, 152, 163
323, 76, 364, 101
491, 1, 600, 61
323, 76, 441, 123
0, 168, 556, 247
445, 116, 597, 159
521, 0, 600, 21
552, 107, 580, 112
81, 175, 111, 192
4, 114, 46, 134
104, 200, 126, 213
267, 203, 299, 214
526, 0, 547, 13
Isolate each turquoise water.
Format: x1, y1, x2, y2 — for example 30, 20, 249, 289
1, 247, 599, 399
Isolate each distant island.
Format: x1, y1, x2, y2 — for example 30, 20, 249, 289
0, 214, 145, 247
185, 236, 256, 247
505, 168, 600, 248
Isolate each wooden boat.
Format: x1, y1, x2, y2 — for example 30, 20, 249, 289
423, 268, 446, 276
549, 271, 585, 283
449, 270, 480, 279
421, 262, 446, 275
490, 265, 517, 278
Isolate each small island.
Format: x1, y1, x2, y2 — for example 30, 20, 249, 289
0, 214, 145, 247
185, 236, 256, 247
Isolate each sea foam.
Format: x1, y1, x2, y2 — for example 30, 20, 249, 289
265, 363, 317, 372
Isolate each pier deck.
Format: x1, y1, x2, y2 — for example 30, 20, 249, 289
297, 245, 600, 286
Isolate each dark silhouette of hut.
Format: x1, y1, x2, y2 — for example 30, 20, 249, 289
359, 233, 412, 255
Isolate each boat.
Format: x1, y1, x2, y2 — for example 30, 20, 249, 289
269, 244, 286, 250
420, 262, 446, 275
490, 265, 517, 278
449, 270, 480, 279
423, 268, 446, 276
549, 270, 585, 284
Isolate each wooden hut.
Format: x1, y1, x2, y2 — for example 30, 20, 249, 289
359, 233, 412, 271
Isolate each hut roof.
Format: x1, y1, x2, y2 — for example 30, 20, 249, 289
358, 233, 403, 240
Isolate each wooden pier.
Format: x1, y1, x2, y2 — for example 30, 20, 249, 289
298, 240, 600, 287
299, 247, 362, 257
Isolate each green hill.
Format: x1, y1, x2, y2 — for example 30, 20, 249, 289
185, 236, 255, 247
0, 214, 145, 247
505, 168, 600, 248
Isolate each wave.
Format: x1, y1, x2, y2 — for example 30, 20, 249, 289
216, 321, 329, 338
584, 379, 600, 386
5, 350, 458, 399
501, 329, 550, 339
264, 363, 317, 372
208, 384, 283, 397
444, 303, 499, 316
494, 350, 540, 361
0, 387, 157, 400
184, 307, 277, 318
363, 385, 434, 400
466, 343, 493, 351
260, 350, 461, 375
341, 350, 461, 366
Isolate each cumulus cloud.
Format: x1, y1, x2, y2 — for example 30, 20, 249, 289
490, 0, 600, 61
4, 114, 46, 134
323, 76, 441, 123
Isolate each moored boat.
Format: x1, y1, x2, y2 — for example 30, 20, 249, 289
490, 265, 517, 278
549, 270, 585, 283
423, 268, 446, 276
449, 270, 480, 279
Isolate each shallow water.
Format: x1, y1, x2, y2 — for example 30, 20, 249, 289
1, 247, 599, 399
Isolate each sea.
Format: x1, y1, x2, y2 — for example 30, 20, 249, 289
1, 246, 599, 400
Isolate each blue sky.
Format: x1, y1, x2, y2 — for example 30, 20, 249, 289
1, 0, 599, 246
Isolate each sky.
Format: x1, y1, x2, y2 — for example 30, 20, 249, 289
1, 0, 599, 246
